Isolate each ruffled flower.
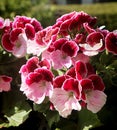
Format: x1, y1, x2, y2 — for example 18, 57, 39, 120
50, 88, 81, 118
50, 77, 82, 117
0, 75, 12, 92
105, 32, 117, 55
19, 56, 53, 104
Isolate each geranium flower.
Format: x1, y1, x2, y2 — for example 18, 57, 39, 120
50, 38, 79, 69
50, 76, 82, 117
1, 16, 43, 58
12, 16, 42, 39
54, 11, 96, 36
20, 68, 53, 104
50, 88, 81, 118
19, 56, 50, 86
1, 33, 14, 52
35, 26, 59, 46
31, 26, 59, 56
19, 56, 53, 104
105, 32, 117, 55
79, 32, 104, 56
65, 60, 106, 113
0, 75, 12, 92
74, 61, 107, 113
66, 61, 95, 79
23, 68, 53, 104
2, 30, 27, 58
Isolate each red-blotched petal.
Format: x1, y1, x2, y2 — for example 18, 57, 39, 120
53, 75, 66, 88
35, 68, 53, 82
0, 75, 12, 92
10, 28, 23, 42
86, 62, 95, 76
1, 75, 12, 82
66, 67, 76, 78
30, 18, 43, 32
56, 11, 76, 22
62, 40, 79, 57
2, 33, 13, 51
39, 59, 51, 69
80, 78, 94, 90
88, 74, 105, 91
13, 16, 31, 28
63, 78, 81, 99
26, 72, 43, 85
27, 57, 39, 72
60, 19, 72, 31
83, 23, 95, 34
69, 11, 91, 30
74, 34, 86, 44
75, 61, 88, 80
86, 32, 104, 47
35, 29, 46, 45
105, 32, 117, 55
54, 38, 67, 50
25, 23, 35, 39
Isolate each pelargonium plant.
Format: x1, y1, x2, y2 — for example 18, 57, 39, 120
0, 11, 117, 130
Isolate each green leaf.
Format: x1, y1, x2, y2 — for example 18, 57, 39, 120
33, 100, 50, 113
46, 110, 60, 127
56, 117, 77, 130
34, 102, 60, 128
77, 108, 101, 130
5, 109, 30, 127
99, 51, 114, 66
0, 87, 31, 127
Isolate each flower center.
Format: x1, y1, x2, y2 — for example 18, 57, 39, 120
16, 41, 21, 48
68, 91, 74, 97
39, 80, 46, 88
62, 52, 67, 59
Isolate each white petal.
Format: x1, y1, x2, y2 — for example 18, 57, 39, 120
27, 40, 42, 56
66, 97, 81, 111
79, 40, 103, 51
86, 90, 107, 113
83, 50, 98, 56
50, 88, 69, 111
13, 33, 27, 58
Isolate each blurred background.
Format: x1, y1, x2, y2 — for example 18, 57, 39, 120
0, 0, 117, 31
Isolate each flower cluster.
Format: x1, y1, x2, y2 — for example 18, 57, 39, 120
1, 16, 42, 57
1, 11, 116, 118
